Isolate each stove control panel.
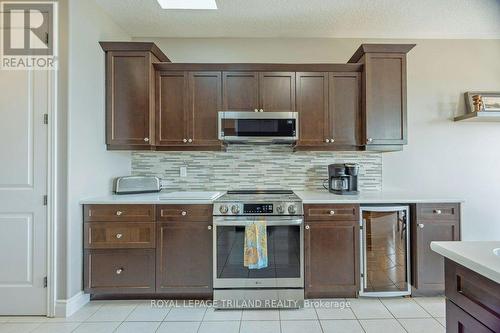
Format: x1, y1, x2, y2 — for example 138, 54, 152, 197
213, 202, 303, 216
244, 204, 273, 214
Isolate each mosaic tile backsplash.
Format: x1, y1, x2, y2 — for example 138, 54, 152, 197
132, 145, 382, 191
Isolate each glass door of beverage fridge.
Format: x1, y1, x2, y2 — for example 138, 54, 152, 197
360, 206, 411, 297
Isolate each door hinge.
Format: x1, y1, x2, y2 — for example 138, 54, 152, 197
43, 276, 47, 288
43, 195, 48, 206
43, 114, 48, 124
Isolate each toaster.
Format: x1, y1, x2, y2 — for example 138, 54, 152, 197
113, 176, 161, 194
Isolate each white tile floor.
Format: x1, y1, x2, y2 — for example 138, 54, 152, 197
0, 297, 446, 333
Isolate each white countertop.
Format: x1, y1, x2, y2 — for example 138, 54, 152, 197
80, 189, 463, 205
295, 190, 464, 204
431, 241, 500, 284
80, 191, 225, 204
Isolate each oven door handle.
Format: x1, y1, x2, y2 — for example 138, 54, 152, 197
213, 217, 303, 227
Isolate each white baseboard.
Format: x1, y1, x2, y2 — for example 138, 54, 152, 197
55, 291, 90, 317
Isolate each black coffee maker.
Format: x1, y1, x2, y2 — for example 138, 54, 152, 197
328, 163, 359, 195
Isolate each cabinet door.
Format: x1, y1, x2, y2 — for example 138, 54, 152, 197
305, 220, 359, 298
412, 204, 460, 293
106, 51, 154, 147
156, 71, 188, 145
222, 71, 259, 111
296, 72, 329, 146
446, 300, 494, 333
329, 72, 361, 146
364, 53, 407, 146
156, 221, 213, 297
188, 72, 222, 146
259, 72, 296, 112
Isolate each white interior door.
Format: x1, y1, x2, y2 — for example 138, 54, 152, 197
0, 69, 48, 315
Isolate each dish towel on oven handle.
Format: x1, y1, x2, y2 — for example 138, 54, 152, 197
243, 220, 268, 269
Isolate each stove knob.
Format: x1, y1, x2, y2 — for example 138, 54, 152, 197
276, 205, 285, 214
219, 205, 229, 214
231, 205, 240, 214
288, 204, 297, 214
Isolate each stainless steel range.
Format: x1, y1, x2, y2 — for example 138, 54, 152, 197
212, 190, 304, 309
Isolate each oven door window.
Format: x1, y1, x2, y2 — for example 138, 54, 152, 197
216, 225, 301, 279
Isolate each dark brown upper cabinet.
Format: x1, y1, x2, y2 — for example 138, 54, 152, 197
259, 72, 296, 112
296, 72, 329, 147
188, 72, 222, 147
296, 72, 361, 150
222, 71, 295, 112
349, 44, 415, 151
411, 203, 460, 295
222, 71, 259, 111
329, 72, 361, 147
100, 42, 169, 150
156, 71, 223, 150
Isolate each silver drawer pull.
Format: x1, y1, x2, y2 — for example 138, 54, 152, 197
330, 210, 335, 215
305, 225, 310, 230
144, 137, 149, 142
115, 233, 123, 239
115, 211, 123, 216
433, 209, 442, 215
116, 268, 124, 275
418, 223, 425, 229
325, 139, 330, 143
367, 138, 373, 143
181, 211, 187, 216
208, 225, 212, 230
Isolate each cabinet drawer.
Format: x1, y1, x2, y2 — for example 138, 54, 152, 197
84, 249, 155, 294
445, 259, 500, 332
304, 204, 359, 221
84, 204, 155, 222
84, 222, 155, 249
157, 205, 212, 222
446, 299, 494, 333
417, 203, 459, 220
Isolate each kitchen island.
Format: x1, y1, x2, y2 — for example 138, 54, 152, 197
431, 241, 500, 333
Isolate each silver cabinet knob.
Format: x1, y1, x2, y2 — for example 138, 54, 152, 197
188, 138, 193, 143
418, 223, 425, 229
144, 137, 149, 142
115, 233, 123, 239
254, 109, 259, 112
116, 268, 123, 275
115, 211, 123, 216
208, 225, 212, 230
434, 209, 442, 215
367, 138, 373, 143
181, 211, 187, 216
259, 109, 264, 112
183, 139, 187, 143
330, 210, 335, 215
325, 139, 330, 143
305, 225, 310, 230
331, 138, 335, 143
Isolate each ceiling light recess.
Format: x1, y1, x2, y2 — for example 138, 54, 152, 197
157, 0, 217, 10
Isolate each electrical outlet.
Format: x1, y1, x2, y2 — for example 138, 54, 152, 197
180, 166, 187, 177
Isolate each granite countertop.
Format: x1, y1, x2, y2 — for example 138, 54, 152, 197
295, 190, 464, 204
81, 189, 463, 205
431, 241, 500, 284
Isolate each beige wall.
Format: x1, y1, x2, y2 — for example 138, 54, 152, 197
135, 37, 500, 241
64, 0, 131, 300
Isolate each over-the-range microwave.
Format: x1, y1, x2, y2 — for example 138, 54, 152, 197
218, 111, 298, 144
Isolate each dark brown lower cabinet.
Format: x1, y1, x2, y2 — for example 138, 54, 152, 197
304, 218, 359, 298
411, 203, 460, 295
156, 221, 213, 298
444, 259, 500, 333
84, 249, 156, 294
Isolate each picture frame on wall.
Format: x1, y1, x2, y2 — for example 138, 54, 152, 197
465, 91, 500, 113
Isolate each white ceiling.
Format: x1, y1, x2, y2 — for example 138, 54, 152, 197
95, 0, 500, 39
